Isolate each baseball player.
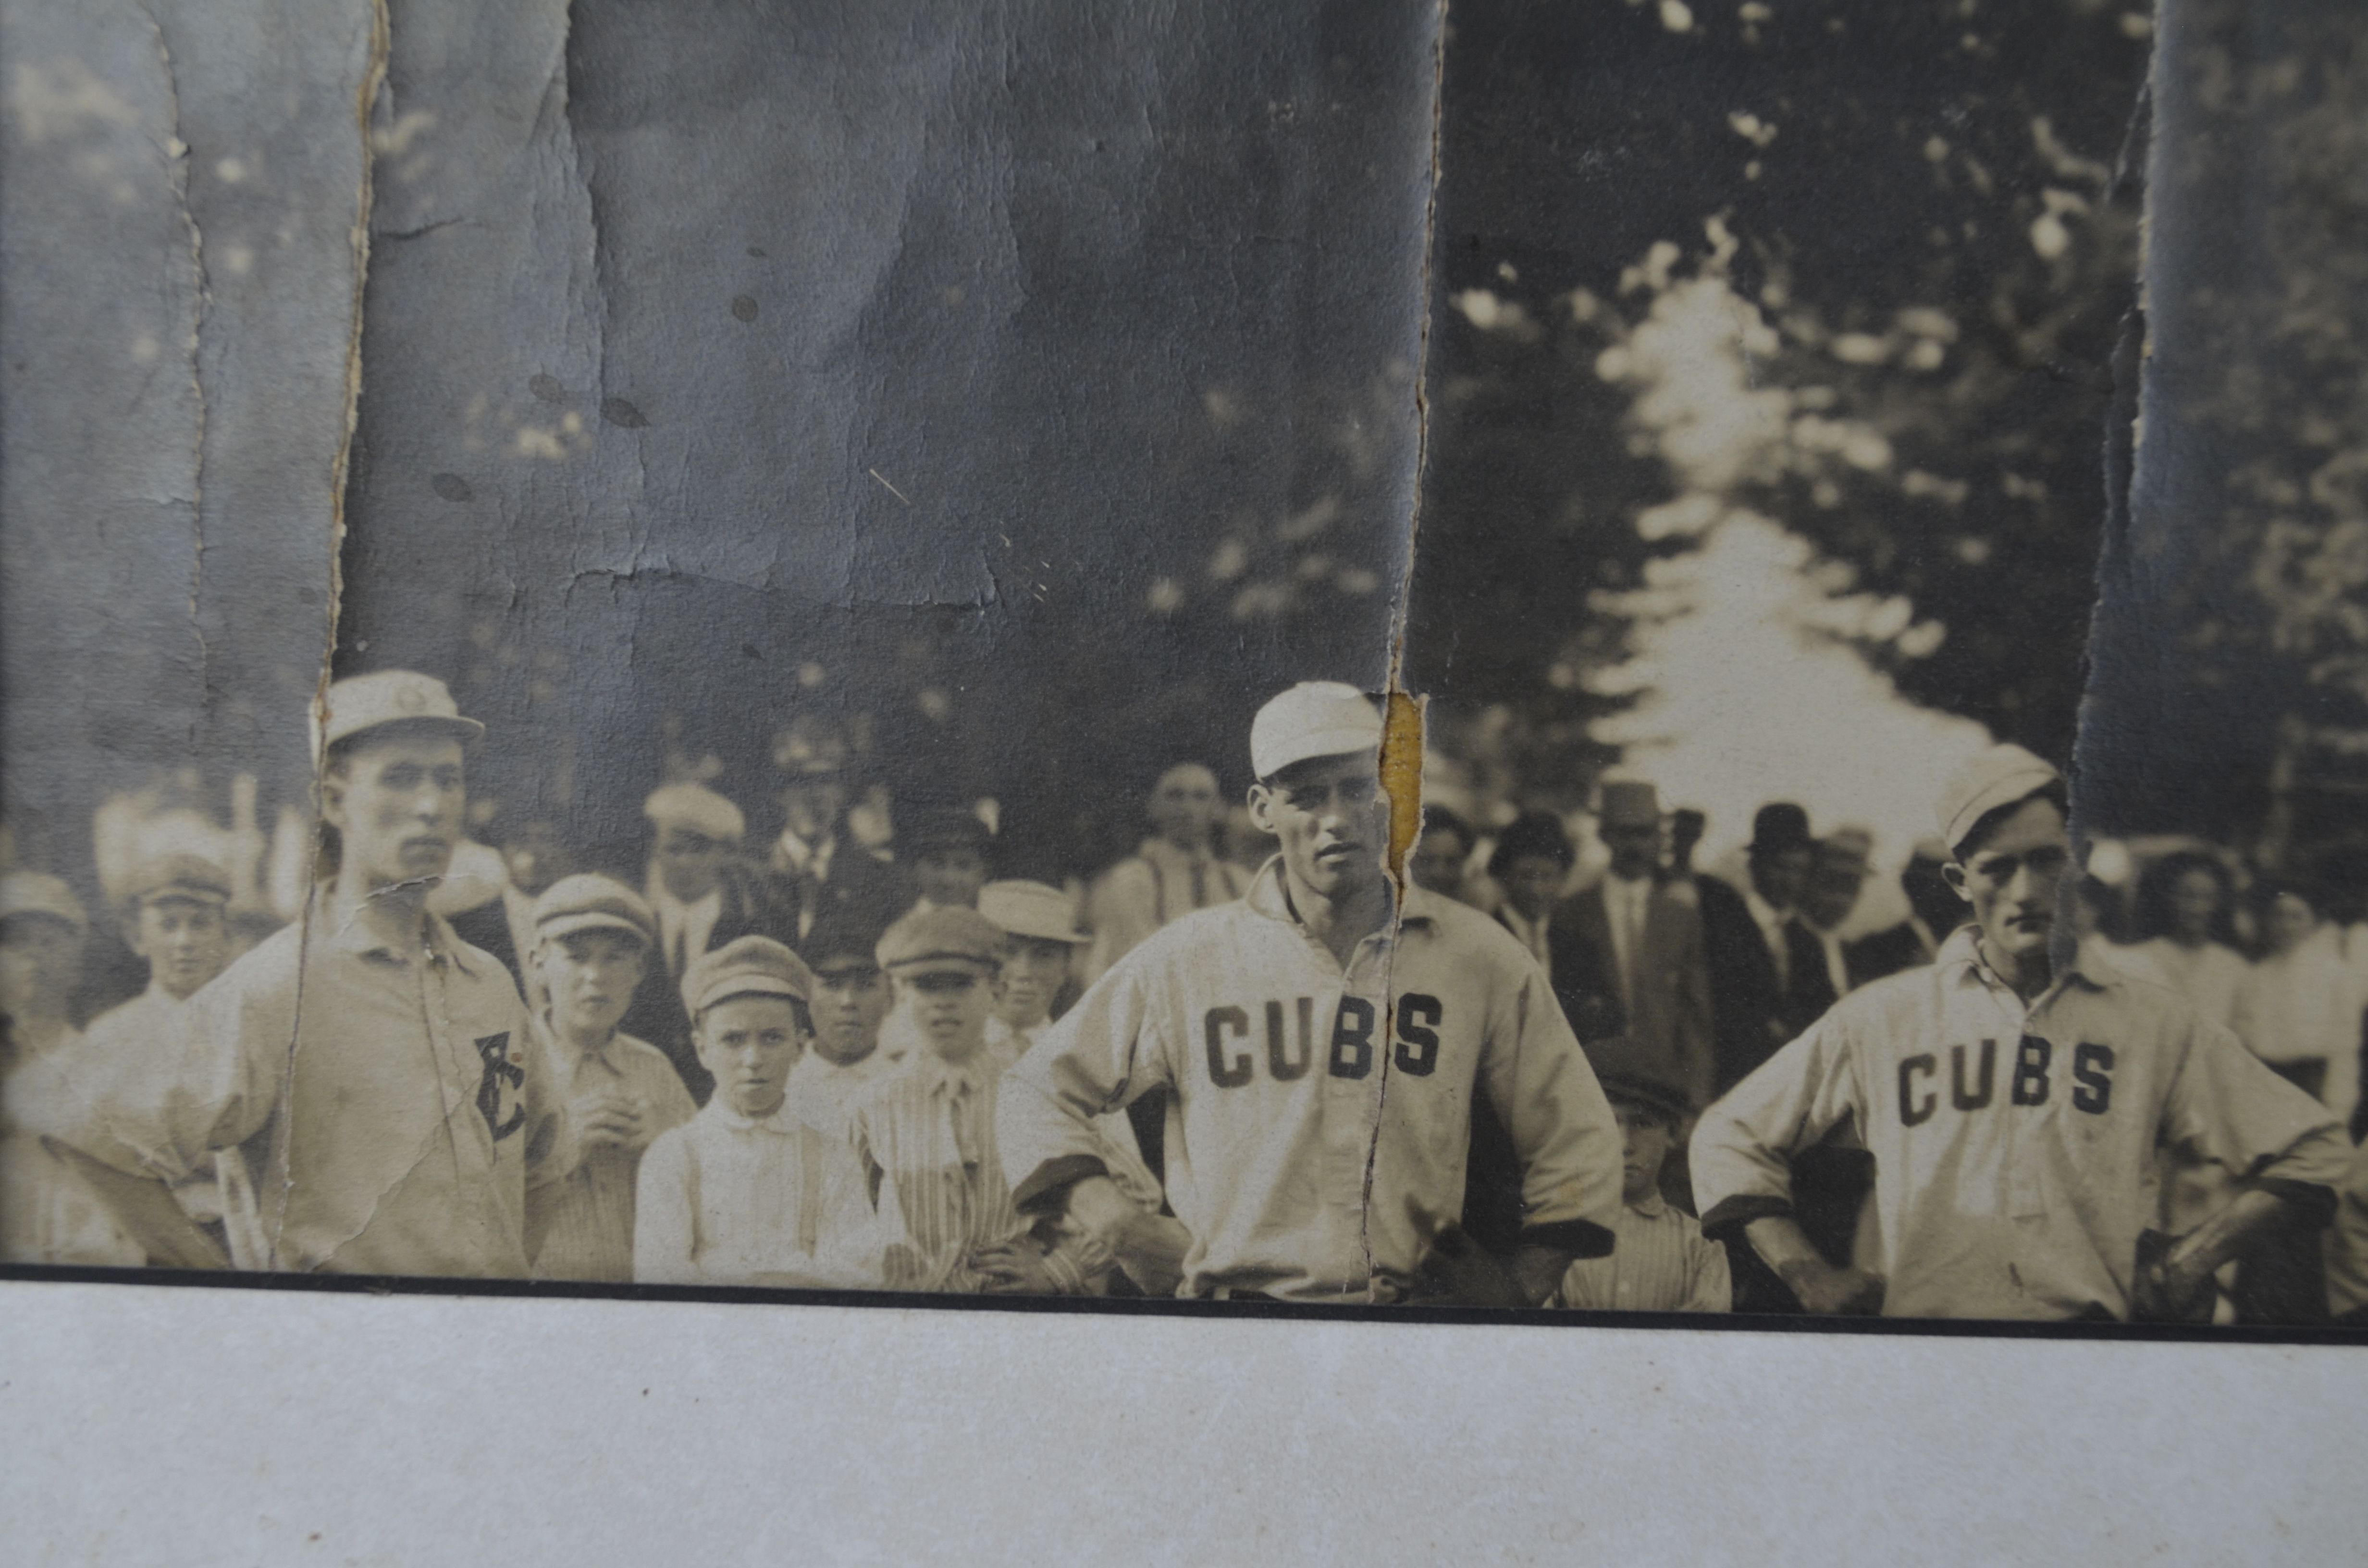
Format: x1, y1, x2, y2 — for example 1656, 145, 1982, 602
18, 671, 576, 1276
1690, 743, 2352, 1321
998, 681, 1624, 1305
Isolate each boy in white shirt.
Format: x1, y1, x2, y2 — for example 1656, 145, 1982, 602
781, 911, 893, 1136
633, 936, 881, 1287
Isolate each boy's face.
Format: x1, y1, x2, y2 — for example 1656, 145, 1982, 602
809, 954, 891, 1067
913, 848, 987, 909
1612, 1101, 1674, 1204
694, 994, 807, 1119
896, 964, 995, 1062
0, 913, 83, 1021
995, 935, 1073, 1029
538, 929, 650, 1039
131, 898, 232, 1001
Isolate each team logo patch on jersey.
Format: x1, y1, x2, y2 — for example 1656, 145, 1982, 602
474, 1032, 526, 1140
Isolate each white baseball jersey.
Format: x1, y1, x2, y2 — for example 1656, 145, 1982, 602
1691, 926, 2349, 1320
998, 863, 1623, 1302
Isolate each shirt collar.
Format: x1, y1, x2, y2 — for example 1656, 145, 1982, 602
1936, 923, 2104, 1004
1243, 856, 1409, 947
707, 1098, 801, 1135
320, 903, 482, 975
1742, 884, 1789, 932
1628, 1191, 1668, 1219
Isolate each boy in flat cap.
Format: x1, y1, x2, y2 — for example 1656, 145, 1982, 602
0, 872, 141, 1266
74, 852, 253, 1256
17, 672, 575, 1277
1691, 744, 2350, 1321
623, 780, 796, 1102
633, 935, 880, 1287
524, 875, 698, 1282
847, 907, 1098, 1294
1000, 681, 1624, 1305
1550, 1054, 1729, 1313
780, 909, 896, 1138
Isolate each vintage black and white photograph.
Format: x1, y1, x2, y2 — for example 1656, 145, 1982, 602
5, 0, 2367, 1346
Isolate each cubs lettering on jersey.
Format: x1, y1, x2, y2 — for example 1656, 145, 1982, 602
999, 862, 1623, 1303
1691, 926, 2348, 1321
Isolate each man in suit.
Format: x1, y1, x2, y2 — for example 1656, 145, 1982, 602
1545, 779, 1714, 1111
620, 781, 796, 1102
1694, 802, 1817, 1096
1787, 827, 1874, 1022
1845, 837, 1961, 986
764, 713, 905, 943
447, 811, 577, 1004
1489, 811, 1577, 980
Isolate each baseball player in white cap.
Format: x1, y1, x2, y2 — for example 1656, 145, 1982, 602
998, 681, 1624, 1304
18, 671, 577, 1276
1690, 742, 2351, 1321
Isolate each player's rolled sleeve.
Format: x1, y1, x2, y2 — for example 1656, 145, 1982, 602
1692, 1013, 1861, 1239
1684, 1231, 1734, 1313
1481, 963, 1623, 1255
2164, 1019, 2350, 1223
17, 966, 284, 1182
630, 1127, 697, 1284
999, 958, 1173, 1212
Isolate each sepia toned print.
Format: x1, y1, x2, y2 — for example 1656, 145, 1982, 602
5, 0, 2367, 1334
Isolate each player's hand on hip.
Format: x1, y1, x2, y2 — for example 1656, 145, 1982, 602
1779, 1257, 1886, 1316
1403, 1199, 1530, 1309
2130, 1230, 2219, 1323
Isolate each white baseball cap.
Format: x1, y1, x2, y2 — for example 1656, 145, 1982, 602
1935, 743, 2062, 856
1249, 682, 1384, 781
643, 782, 746, 844
313, 670, 485, 761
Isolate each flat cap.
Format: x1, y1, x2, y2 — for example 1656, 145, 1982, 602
0, 871, 87, 934
1935, 744, 2062, 857
978, 880, 1086, 945
316, 670, 484, 757
1817, 827, 1875, 873
1249, 681, 1383, 781
124, 852, 233, 908
876, 905, 1004, 973
643, 782, 746, 844
682, 934, 814, 1017
531, 873, 656, 949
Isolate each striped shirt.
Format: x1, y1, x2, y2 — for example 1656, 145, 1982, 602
848, 1050, 1091, 1294
1084, 840, 1253, 984
527, 1023, 698, 1282
1554, 1195, 1730, 1312
633, 1099, 882, 1287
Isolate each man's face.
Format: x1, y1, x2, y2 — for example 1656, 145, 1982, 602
0, 914, 82, 1021
1749, 845, 1813, 909
1801, 858, 1867, 932
324, 730, 466, 893
1600, 818, 1663, 882
537, 929, 649, 1039
1148, 765, 1222, 850
131, 898, 232, 1001
1613, 1102, 1674, 1205
2170, 869, 2222, 944
653, 824, 729, 903
1944, 797, 2071, 964
779, 778, 848, 838
996, 935, 1073, 1029
809, 955, 891, 1067
500, 821, 572, 899
1248, 754, 1388, 904
694, 994, 806, 1119
913, 847, 987, 909
1408, 830, 1471, 897
2266, 893, 2319, 956
895, 965, 994, 1061
1500, 854, 1566, 922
